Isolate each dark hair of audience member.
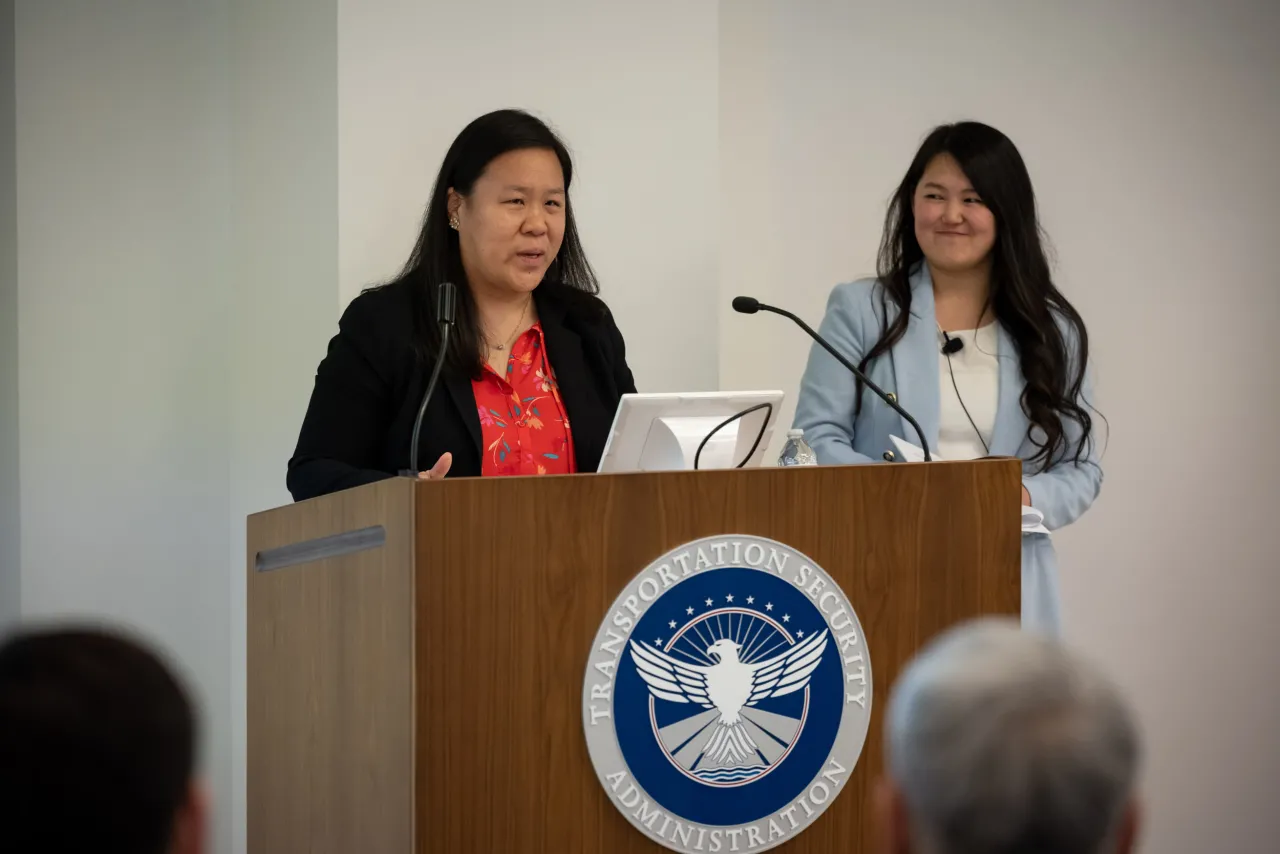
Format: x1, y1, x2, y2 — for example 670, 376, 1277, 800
0, 627, 197, 854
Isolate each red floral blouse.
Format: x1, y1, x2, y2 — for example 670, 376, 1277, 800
471, 323, 576, 476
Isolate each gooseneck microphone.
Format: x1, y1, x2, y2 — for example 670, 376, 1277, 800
732, 296, 932, 462
404, 281, 458, 476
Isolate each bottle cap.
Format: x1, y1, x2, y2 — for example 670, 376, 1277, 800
786, 428, 804, 440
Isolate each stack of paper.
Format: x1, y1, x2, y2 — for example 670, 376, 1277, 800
1020, 505, 1049, 535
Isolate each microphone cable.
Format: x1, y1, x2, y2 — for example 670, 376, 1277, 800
693, 402, 774, 471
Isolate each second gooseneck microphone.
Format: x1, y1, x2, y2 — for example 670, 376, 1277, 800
732, 296, 932, 462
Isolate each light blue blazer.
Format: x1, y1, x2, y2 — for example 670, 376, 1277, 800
792, 264, 1102, 635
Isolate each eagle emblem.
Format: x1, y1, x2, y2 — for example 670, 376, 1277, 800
630, 626, 829, 782
583, 537, 873, 851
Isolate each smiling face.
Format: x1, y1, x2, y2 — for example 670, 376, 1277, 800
911, 153, 997, 275
449, 147, 566, 297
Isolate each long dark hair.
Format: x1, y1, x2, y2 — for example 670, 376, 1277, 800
386, 109, 600, 376
860, 121, 1095, 470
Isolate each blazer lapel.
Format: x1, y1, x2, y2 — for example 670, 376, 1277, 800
444, 371, 482, 456
987, 322, 1027, 458
890, 265, 941, 455
536, 292, 606, 472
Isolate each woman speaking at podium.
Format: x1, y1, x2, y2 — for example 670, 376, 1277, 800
792, 122, 1102, 634
287, 110, 636, 501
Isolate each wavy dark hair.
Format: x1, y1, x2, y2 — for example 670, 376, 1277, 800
859, 121, 1095, 470
386, 109, 600, 377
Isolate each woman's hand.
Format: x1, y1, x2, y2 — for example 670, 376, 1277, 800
1021, 485, 1032, 506
417, 452, 452, 481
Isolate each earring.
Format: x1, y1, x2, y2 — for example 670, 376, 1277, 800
449, 214, 460, 231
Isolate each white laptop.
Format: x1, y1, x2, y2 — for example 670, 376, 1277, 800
596, 391, 785, 473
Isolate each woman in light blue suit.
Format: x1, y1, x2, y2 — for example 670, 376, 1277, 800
793, 122, 1102, 635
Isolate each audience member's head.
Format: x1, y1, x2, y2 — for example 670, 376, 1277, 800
878, 618, 1141, 854
0, 625, 206, 854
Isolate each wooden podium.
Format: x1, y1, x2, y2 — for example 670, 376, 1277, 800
246, 460, 1020, 853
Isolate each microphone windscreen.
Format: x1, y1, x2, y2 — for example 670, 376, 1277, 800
437, 281, 458, 324
732, 296, 761, 314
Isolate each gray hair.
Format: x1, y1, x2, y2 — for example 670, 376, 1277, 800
885, 618, 1141, 854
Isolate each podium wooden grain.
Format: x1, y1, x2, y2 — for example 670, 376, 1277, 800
247, 461, 1021, 853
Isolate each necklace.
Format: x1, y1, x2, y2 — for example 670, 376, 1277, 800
488, 298, 530, 351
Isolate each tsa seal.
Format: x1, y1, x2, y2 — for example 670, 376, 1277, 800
583, 535, 872, 851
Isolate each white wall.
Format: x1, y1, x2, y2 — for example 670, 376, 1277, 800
13, 0, 235, 849
11, 2, 337, 853
720, 1, 1280, 851
337, 0, 722, 393
0, 0, 17, 630
6, 2, 1277, 853
718, 0, 787, 455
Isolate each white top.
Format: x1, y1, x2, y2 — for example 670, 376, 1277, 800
937, 323, 999, 461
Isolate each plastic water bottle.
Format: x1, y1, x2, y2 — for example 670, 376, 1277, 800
778, 428, 817, 467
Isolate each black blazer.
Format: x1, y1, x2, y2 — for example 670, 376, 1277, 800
286, 279, 637, 501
